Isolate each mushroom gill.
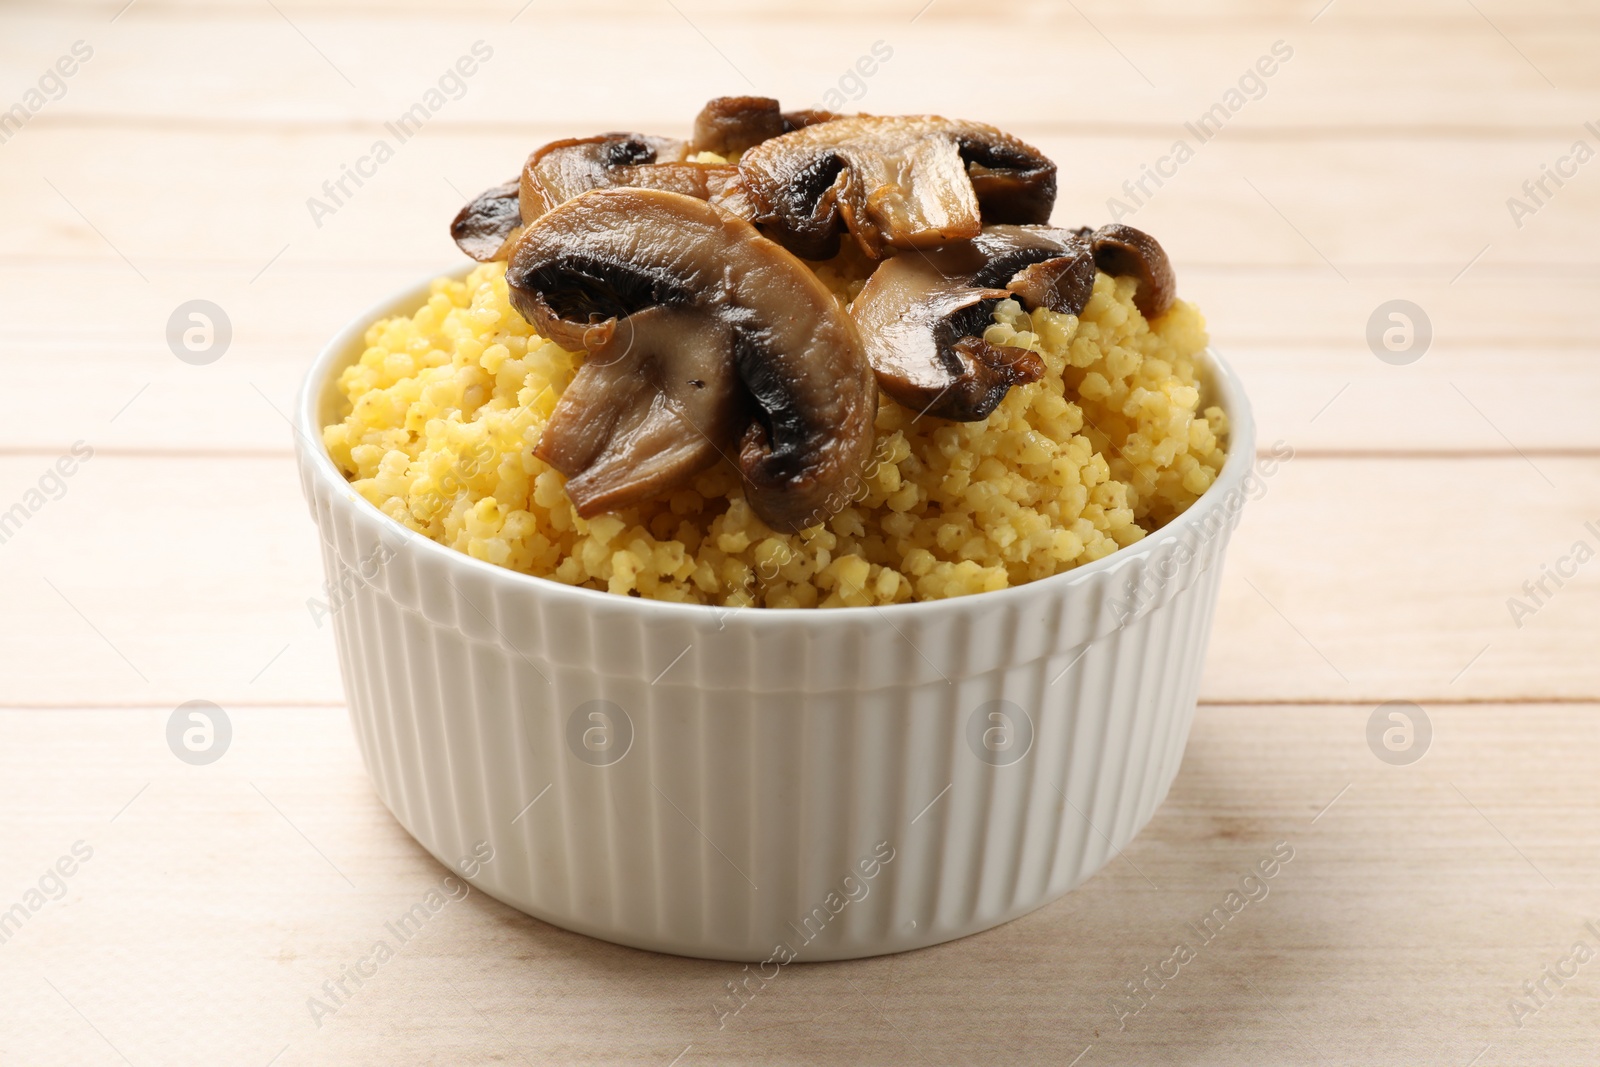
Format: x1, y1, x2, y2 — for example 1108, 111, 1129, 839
736, 115, 1057, 260
505, 188, 877, 532
849, 225, 1095, 422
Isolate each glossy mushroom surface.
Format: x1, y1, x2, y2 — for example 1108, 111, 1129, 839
690, 96, 842, 156
969, 226, 1097, 316
1077, 222, 1176, 319
505, 188, 877, 532
449, 179, 523, 262
449, 132, 744, 263
849, 225, 1094, 421
520, 133, 741, 223
691, 96, 787, 156
737, 115, 1057, 259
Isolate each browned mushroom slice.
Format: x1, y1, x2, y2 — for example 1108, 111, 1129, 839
1004, 256, 1093, 313
690, 97, 844, 156
707, 171, 761, 221
780, 108, 840, 132
691, 96, 787, 155
505, 188, 877, 532
532, 305, 746, 517
737, 115, 1057, 260
957, 134, 1058, 227
450, 179, 523, 262
850, 226, 1094, 421
969, 226, 1096, 316
518, 133, 743, 225
851, 252, 1042, 422
1078, 223, 1176, 319
453, 133, 736, 260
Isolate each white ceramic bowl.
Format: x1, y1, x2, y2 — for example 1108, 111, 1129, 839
295, 266, 1256, 962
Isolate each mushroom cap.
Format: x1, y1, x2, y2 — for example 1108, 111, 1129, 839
689, 96, 844, 156
519, 132, 742, 224
779, 108, 841, 133
505, 188, 878, 533
448, 132, 746, 265
691, 96, 788, 156
449, 178, 524, 263
738, 114, 1057, 260
1078, 222, 1176, 320
849, 225, 1093, 422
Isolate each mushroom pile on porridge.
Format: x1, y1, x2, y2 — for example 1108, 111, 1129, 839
322, 98, 1228, 607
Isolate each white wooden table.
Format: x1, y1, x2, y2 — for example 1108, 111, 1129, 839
1, 1, 1596, 1063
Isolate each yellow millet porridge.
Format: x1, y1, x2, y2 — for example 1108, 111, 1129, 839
322, 259, 1227, 608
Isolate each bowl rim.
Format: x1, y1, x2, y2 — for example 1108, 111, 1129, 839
295, 262, 1257, 625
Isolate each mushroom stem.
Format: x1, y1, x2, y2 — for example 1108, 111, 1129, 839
535, 306, 746, 517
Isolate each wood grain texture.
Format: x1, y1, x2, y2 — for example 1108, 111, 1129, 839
5, 130, 1597, 266
6, 3, 1599, 130
1, 705, 1596, 1066
1, 0, 1594, 1062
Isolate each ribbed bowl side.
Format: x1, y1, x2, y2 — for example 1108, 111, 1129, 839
295, 278, 1254, 962
303, 446, 1240, 961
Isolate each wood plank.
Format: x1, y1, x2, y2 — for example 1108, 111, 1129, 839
0, 704, 1594, 1065
0, 454, 1593, 708
5, 128, 1595, 273
1215, 455, 1600, 705
0, 120, 1593, 475
1216, 341, 1600, 454
2, 2, 1597, 132
19, 0, 1600, 21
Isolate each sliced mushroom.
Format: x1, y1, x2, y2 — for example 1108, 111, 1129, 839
1077, 223, 1176, 319
449, 132, 742, 263
691, 96, 787, 156
505, 188, 877, 532
520, 132, 742, 224
707, 171, 761, 222
969, 226, 1097, 315
852, 259, 1041, 423
958, 134, 1058, 227
779, 108, 840, 133
849, 226, 1094, 421
690, 96, 842, 156
737, 115, 1057, 260
1003, 256, 1094, 313
529, 304, 747, 519
450, 179, 523, 262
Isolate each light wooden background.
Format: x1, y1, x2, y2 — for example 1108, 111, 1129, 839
1, 1, 1597, 1064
